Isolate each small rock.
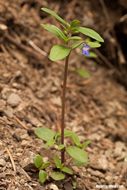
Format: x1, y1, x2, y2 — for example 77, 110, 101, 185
105, 175, 113, 182
1, 87, 12, 100
98, 155, 108, 171
119, 186, 127, 190
87, 168, 104, 178
0, 158, 6, 167
51, 97, 61, 106
90, 154, 108, 171
21, 140, 29, 146
7, 93, 21, 107
0, 100, 6, 111
49, 184, 59, 190
64, 182, 73, 190
114, 141, 126, 157
4, 106, 14, 118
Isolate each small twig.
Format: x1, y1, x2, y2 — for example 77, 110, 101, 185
5, 33, 45, 61
28, 40, 47, 57
5, 147, 16, 173
28, 40, 62, 64
5, 33, 63, 64
13, 115, 28, 129
20, 168, 31, 181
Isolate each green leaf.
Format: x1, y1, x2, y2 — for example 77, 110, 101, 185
35, 127, 56, 142
68, 36, 82, 41
49, 45, 71, 61
66, 146, 88, 164
41, 24, 68, 41
76, 69, 91, 78
57, 144, 65, 150
71, 40, 84, 49
50, 171, 65, 181
61, 166, 73, 175
73, 160, 86, 166
70, 20, 80, 28
89, 52, 97, 58
54, 156, 62, 169
39, 170, 47, 184
45, 139, 56, 147
34, 154, 43, 169
77, 27, 104, 42
71, 133, 81, 147
64, 130, 81, 147
87, 41, 101, 48
41, 161, 50, 169
81, 140, 91, 149
41, 7, 69, 27
64, 129, 74, 137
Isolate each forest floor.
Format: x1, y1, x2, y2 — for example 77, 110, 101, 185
0, 0, 127, 190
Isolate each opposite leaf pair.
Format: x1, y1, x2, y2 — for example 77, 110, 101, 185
35, 127, 90, 165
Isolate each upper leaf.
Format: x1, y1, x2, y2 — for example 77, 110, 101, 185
68, 36, 82, 41
41, 7, 69, 27
35, 127, 56, 142
77, 27, 104, 42
71, 40, 84, 49
70, 20, 80, 28
66, 146, 88, 164
49, 45, 71, 61
41, 24, 68, 41
87, 41, 101, 48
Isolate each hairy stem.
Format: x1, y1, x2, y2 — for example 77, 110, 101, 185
61, 54, 70, 163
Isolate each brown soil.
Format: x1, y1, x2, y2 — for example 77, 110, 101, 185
0, 0, 127, 190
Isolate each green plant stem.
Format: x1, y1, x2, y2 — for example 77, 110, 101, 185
61, 54, 70, 163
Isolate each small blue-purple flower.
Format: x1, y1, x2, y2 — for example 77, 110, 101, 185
82, 44, 90, 56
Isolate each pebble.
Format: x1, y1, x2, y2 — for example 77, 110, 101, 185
114, 141, 126, 157
98, 155, 108, 171
87, 168, 104, 178
0, 100, 6, 111
49, 184, 59, 190
64, 182, 73, 190
0, 158, 6, 167
7, 93, 21, 107
1, 87, 12, 100
90, 155, 108, 171
4, 106, 14, 118
105, 175, 113, 182
51, 97, 61, 106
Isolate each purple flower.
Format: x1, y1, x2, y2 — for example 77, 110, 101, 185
82, 44, 90, 56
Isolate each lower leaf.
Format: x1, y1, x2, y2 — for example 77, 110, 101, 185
50, 171, 65, 181
61, 166, 73, 175
39, 170, 47, 184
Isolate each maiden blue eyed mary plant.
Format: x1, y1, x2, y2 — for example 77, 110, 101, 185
34, 7, 104, 184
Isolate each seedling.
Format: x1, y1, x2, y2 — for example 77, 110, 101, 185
34, 7, 104, 184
